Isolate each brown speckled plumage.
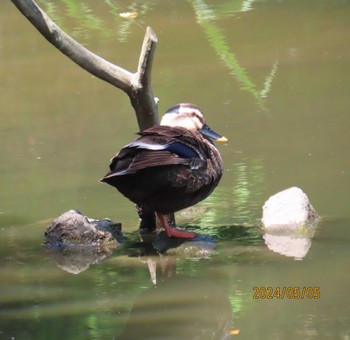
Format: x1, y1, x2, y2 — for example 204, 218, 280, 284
100, 103, 227, 238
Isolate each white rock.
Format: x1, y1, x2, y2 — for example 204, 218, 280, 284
262, 187, 318, 233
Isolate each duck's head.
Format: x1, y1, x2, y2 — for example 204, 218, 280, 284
160, 103, 228, 143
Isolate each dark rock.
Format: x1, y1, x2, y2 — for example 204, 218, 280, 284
44, 210, 218, 273
44, 210, 123, 250
44, 210, 123, 274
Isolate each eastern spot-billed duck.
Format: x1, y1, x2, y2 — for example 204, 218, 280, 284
100, 103, 227, 238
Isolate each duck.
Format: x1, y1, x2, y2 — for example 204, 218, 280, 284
100, 103, 227, 239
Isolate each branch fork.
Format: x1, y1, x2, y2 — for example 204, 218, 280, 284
11, 0, 159, 130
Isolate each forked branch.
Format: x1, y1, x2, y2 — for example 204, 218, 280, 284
10, 0, 159, 130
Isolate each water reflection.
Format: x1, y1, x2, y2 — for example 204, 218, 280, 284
44, 243, 236, 338
47, 248, 113, 274
40, 0, 153, 43
196, 159, 264, 229
262, 216, 317, 260
45, 223, 258, 274
2, 217, 349, 339
191, 0, 278, 109
119, 256, 233, 339
4, 1, 350, 338
263, 232, 314, 260
40, 0, 277, 108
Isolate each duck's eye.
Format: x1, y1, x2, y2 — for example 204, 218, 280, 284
191, 112, 197, 117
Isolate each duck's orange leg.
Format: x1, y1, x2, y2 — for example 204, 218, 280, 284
157, 213, 196, 239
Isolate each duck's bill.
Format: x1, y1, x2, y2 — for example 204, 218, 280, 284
199, 124, 228, 142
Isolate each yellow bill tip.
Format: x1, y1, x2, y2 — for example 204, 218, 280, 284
216, 136, 228, 143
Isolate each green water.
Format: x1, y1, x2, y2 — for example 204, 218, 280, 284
1, 1, 350, 339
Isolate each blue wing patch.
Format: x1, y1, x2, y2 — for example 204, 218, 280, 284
127, 140, 198, 158
165, 142, 198, 158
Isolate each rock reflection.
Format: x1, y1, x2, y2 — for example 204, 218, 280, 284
261, 187, 319, 260
263, 232, 314, 260
46, 248, 113, 274
44, 210, 123, 274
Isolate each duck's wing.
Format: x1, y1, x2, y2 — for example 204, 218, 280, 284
102, 126, 207, 178
133, 126, 211, 159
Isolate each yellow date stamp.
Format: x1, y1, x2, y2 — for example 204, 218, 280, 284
253, 286, 320, 299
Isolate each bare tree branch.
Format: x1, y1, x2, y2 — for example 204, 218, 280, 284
11, 0, 166, 234
10, 0, 159, 130
131, 27, 159, 129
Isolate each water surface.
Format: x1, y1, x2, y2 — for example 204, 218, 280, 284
1, 1, 350, 339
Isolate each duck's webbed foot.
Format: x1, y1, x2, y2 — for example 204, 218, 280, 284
156, 212, 196, 239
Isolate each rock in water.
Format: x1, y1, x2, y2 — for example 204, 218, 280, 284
261, 187, 319, 260
44, 210, 123, 274
262, 187, 319, 232
44, 210, 122, 250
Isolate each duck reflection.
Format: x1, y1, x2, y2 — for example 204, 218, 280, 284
119, 255, 234, 340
